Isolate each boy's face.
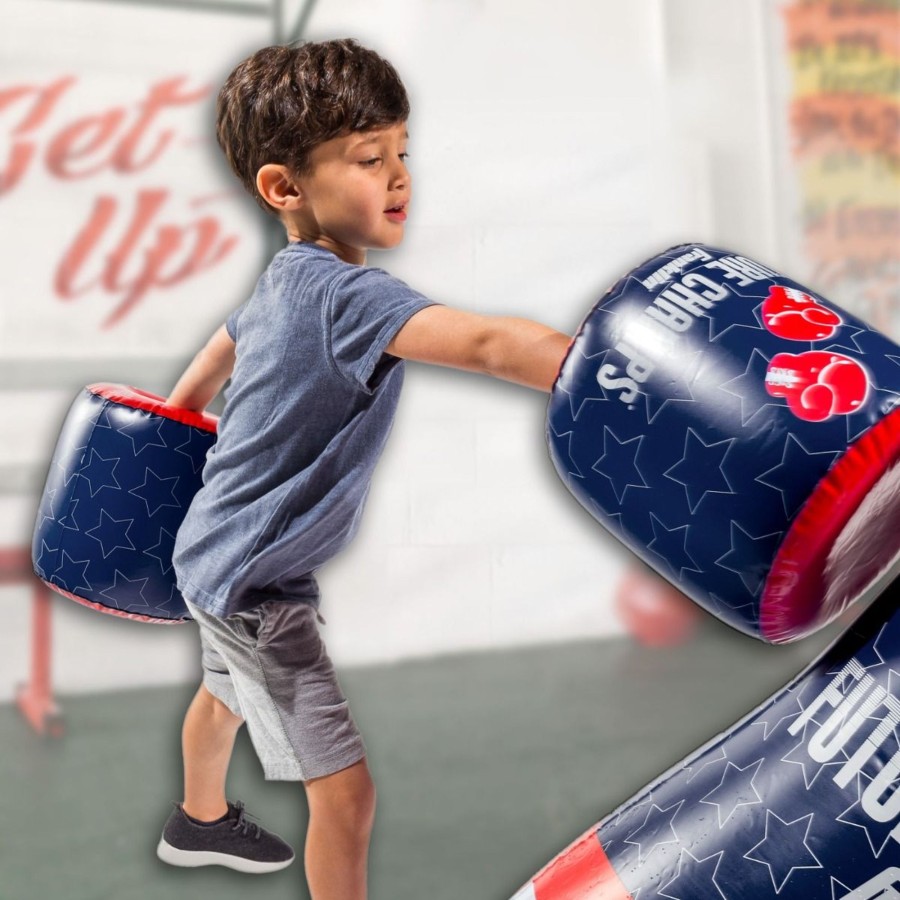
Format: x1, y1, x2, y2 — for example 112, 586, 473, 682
276, 121, 410, 265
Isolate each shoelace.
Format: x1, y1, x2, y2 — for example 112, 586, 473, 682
230, 801, 262, 840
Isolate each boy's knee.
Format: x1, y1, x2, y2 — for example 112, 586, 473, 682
306, 759, 376, 832
197, 683, 244, 725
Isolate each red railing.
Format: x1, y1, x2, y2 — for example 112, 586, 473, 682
2, 547, 64, 738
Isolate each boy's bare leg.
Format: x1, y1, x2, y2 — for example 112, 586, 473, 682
181, 683, 244, 821
303, 758, 376, 900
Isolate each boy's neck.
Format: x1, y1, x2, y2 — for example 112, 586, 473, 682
284, 230, 366, 267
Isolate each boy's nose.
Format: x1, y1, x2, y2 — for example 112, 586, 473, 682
390, 158, 410, 187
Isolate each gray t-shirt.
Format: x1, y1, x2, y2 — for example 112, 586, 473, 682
173, 241, 435, 617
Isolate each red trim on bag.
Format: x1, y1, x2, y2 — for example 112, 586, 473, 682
761, 406, 900, 642
532, 830, 633, 900
87, 383, 218, 433
41, 579, 190, 625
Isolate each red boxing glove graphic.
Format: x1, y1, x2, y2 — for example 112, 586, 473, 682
762, 285, 843, 341
765, 351, 870, 422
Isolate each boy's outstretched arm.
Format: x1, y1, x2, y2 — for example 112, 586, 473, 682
167, 324, 236, 412
386, 306, 571, 392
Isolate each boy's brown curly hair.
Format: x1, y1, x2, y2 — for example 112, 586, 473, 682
216, 39, 410, 215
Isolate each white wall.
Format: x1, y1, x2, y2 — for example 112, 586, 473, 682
2, 0, 782, 698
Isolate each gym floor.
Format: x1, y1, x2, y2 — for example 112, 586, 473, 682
2, 618, 836, 900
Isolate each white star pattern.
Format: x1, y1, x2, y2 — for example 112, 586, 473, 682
55, 454, 83, 489
705, 287, 766, 341
145, 528, 178, 576
781, 719, 850, 790
829, 876, 854, 900
612, 793, 655, 830
755, 435, 841, 519
591, 427, 649, 504
53, 400, 106, 487
36, 391, 214, 620
641, 349, 706, 426
175, 427, 214, 473
37, 488, 60, 532
117, 416, 169, 456
659, 849, 728, 900
558, 342, 618, 421
835, 767, 900, 859
58, 497, 82, 532
846, 386, 900, 442
531, 244, 900, 899
76, 448, 121, 497
748, 686, 805, 742
715, 521, 783, 595
720, 348, 779, 426
85, 510, 137, 559
663, 428, 736, 514
700, 758, 765, 827
705, 591, 759, 629
588, 497, 625, 534
826, 326, 875, 357
52, 551, 93, 594
547, 422, 587, 480
624, 800, 685, 863
647, 513, 702, 581
793, 659, 873, 730
744, 811, 824, 893
683, 747, 728, 784
35, 540, 58, 576
128, 468, 181, 518
100, 570, 150, 610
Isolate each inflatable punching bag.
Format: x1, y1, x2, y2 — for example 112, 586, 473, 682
32, 384, 217, 622
548, 244, 900, 643
510, 577, 900, 899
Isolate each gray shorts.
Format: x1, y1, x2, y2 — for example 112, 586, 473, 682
185, 598, 366, 782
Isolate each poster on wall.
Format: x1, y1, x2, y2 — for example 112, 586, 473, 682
766, 0, 900, 336
0, 0, 284, 369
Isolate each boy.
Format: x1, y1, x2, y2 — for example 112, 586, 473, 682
160, 39, 570, 900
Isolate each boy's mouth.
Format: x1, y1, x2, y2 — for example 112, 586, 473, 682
385, 203, 407, 222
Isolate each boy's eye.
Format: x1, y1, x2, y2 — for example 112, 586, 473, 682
358, 153, 409, 168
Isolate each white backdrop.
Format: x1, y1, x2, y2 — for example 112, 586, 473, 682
1, 0, 799, 697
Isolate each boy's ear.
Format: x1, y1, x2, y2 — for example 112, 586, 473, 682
256, 164, 303, 212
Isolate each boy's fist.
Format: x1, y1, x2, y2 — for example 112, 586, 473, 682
548, 243, 900, 644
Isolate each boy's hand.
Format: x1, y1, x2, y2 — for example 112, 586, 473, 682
386, 305, 571, 392
167, 324, 236, 412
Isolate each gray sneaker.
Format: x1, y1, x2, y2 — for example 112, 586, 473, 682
157, 801, 295, 874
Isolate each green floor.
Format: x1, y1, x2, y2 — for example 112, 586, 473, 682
1, 620, 836, 900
